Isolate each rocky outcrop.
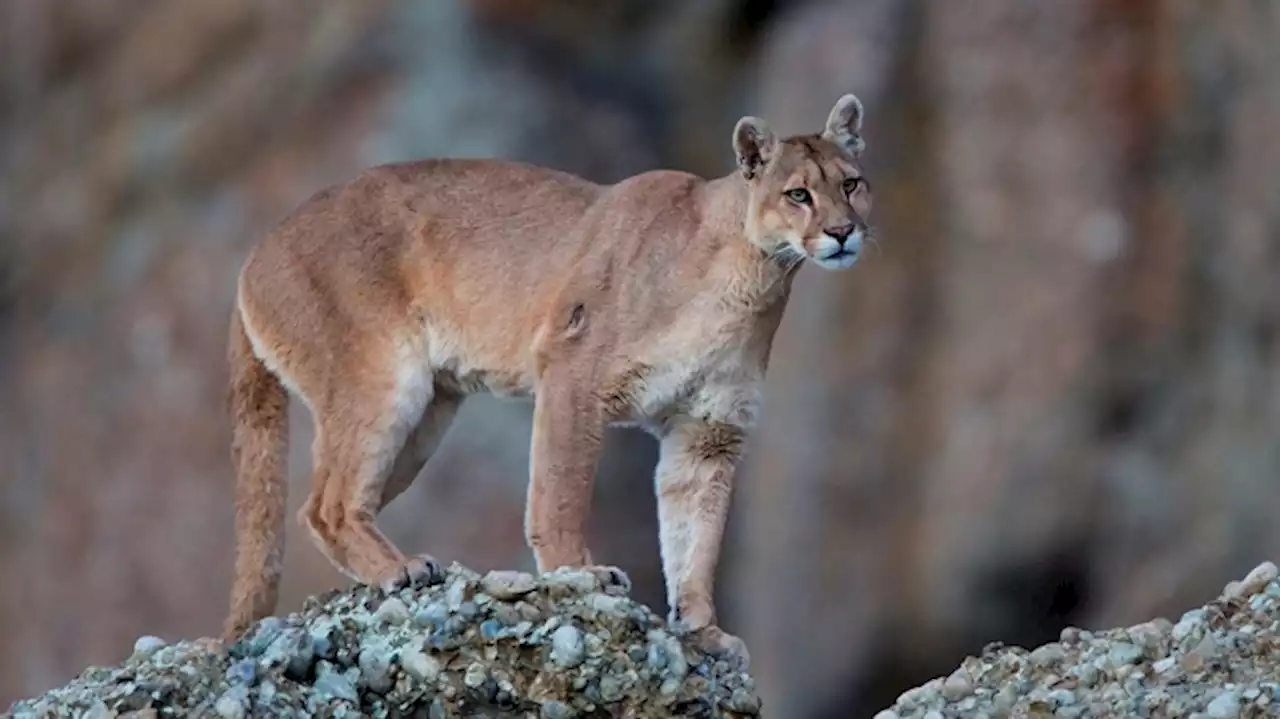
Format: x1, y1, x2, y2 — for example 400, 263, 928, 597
13, 561, 1280, 718
6, 565, 760, 718
875, 561, 1280, 718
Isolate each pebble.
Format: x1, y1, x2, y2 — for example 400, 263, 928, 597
1129, 620, 1168, 648
309, 622, 336, 660
550, 625, 586, 669
358, 642, 394, 694
599, 675, 625, 702
651, 630, 688, 679
587, 592, 631, 618
480, 619, 505, 640
214, 687, 247, 719
540, 699, 577, 719
1206, 690, 1242, 718
482, 570, 538, 600
445, 578, 470, 610
1048, 689, 1076, 706
1237, 562, 1277, 596
313, 662, 359, 704
415, 603, 449, 629
225, 659, 257, 685
1192, 634, 1221, 661
286, 634, 316, 679
81, 700, 111, 719
1107, 641, 1144, 668
583, 632, 606, 658
400, 646, 440, 683
260, 628, 313, 680
541, 568, 601, 597
374, 597, 410, 625
463, 662, 488, 688
724, 687, 763, 713
941, 670, 973, 700
1030, 644, 1065, 667
993, 685, 1018, 712
1174, 610, 1206, 641
457, 601, 479, 621
132, 636, 167, 658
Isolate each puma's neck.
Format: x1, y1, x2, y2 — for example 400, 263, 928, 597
698, 171, 800, 311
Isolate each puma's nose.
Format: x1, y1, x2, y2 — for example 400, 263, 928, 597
824, 224, 856, 244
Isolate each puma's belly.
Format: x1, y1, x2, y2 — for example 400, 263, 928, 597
422, 321, 537, 399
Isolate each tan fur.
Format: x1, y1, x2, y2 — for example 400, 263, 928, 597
221, 95, 876, 666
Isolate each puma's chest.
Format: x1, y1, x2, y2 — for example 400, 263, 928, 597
607, 321, 768, 433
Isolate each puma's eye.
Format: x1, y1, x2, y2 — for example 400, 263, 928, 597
843, 177, 863, 194
785, 188, 812, 204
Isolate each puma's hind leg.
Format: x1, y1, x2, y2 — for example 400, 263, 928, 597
297, 357, 444, 592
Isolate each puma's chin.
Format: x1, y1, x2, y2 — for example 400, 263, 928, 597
806, 232, 863, 270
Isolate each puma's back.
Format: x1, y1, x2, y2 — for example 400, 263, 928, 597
236, 158, 606, 399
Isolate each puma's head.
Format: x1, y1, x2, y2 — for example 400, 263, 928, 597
733, 94, 874, 270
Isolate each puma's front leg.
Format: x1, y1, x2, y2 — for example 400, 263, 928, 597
655, 418, 750, 667
525, 369, 606, 573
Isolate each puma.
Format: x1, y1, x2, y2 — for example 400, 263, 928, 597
222, 94, 876, 668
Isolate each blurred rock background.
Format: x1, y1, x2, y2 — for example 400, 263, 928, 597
2, 1, 1279, 716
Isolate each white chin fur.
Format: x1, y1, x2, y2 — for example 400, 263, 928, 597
809, 231, 863, 270
813, 251, 860, 270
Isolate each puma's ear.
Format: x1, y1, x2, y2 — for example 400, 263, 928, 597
732, 116, 776, 180
823, 93, 866, 155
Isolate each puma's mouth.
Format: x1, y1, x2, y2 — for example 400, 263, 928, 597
813, 248, 860, 270
812, 237, 861, 270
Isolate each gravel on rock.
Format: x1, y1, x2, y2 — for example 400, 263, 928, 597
6, 564, 760, 718
876, 560, 1280, 719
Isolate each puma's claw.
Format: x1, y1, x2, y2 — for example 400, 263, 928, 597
692, 625, 750, 670
377, 554, 445, 593
670, 619, 751, 671
586, 565, 631, 593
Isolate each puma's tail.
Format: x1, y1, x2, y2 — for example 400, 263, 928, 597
222, 300, 289, 643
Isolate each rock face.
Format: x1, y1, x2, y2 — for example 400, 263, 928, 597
6, 565, 760, 718
874, 561, 1280, 718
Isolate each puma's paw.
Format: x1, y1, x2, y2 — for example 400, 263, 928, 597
377, 554, 445, 593
585, 564, 632, 594
690, 625, 751, 671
